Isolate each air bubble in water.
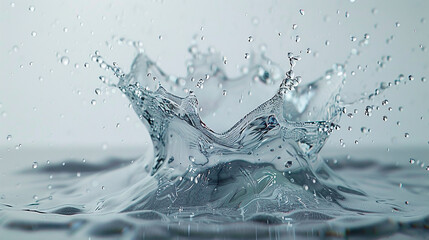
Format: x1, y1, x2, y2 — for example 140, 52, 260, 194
6, 135, 12, 141
299, 9, 305, 15
90, 99, 96, 105
410, 158, 415, 164
244, 53, 250, 59
422, 77, 427, 82
382, 116, 388, 121
60, 56, 70, 65
32, 162, 38, 169
395, 22, 400, 27
28, 5, 35, 12
404, 133, 410, 138
31, 31, 37, 37
292, 24, 297, 30
351, 36, 357, 42
408, 75, 414, 81
248, 36, 253, 42
95, 88, 101, 95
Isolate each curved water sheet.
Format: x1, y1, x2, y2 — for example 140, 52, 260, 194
2, 46, 429, 240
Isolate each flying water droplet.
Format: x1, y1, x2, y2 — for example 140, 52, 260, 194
60, 56, 70, 65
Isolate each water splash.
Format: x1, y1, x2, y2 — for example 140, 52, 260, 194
2, 44, 429, 240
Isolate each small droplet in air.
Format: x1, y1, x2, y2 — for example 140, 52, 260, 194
382, 116, 388, 121
299, 9, 305, 15
292, 24, 297, 30
60, 56, 69, 65
422, 77, 427, 82
189, 156, 195, 162
408, 75, 414, 81
28, 5, 35, 12
295, 35, 301, 42
84, 63, 89, 68
345, 11, 349, 18
325, 40, 330, 46
31, 31, 37, 37
382, 99, 388, 105
32, 162, 38, 169
350, 36, 357, 42
364, 33, 370, 39
248, 36, 253, 42
244, 53, 250, 59
222, 90, 227, 96
404, 133, 410, 138
6, 135, 12, 141
90, 99, 96, 105
95, 88, 101, 95
410, 158, 415, 164
395, 21, 400, 27
63, 27, 68, 33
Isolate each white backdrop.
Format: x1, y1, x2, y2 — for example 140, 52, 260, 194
0, 0, 428, 153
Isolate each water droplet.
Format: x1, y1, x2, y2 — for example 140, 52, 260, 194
248, 36, 253, 42
31, 31, 37, 37
350, 36, 357, 42
325, 40, 330, 46
422, 77, 427, 82
345, 11, 349, 18
94, 88, 101, 95
382, 116, 388, 121
63, 27, 68, 33
189, 156, 195, 162
408, 75, 414, 81
28, 5, 35, 12
410, 158, 415, 164
244, 53, 250, 59
90, 99, 96, 105
222, 90, 227, 96
84, 63, 89, 68
395, 21, 400, 27
382, 99, 388, 105
6, 135, 12, 141
60, 56, 69, 65
32, 162, 38, 169
404, 133, 410, 138
299, 9, 305, 15
364, 33, 370, 39
292, 24, 297, 30
295, 35, 301, 42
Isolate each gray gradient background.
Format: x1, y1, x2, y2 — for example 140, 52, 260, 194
0, 0, 428, 156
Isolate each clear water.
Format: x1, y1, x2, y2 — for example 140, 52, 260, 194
1, 39, 429, 239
